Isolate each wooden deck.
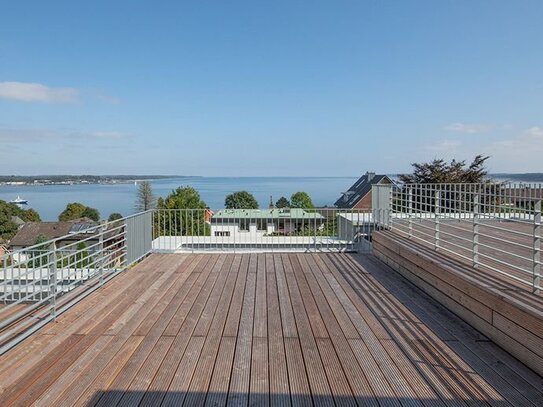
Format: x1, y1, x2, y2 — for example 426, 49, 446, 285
1, 253, 542, 406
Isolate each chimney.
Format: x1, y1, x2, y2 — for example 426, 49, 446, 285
366, 172, 376, 182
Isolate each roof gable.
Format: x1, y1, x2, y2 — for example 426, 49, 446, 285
334, 173, 392, 208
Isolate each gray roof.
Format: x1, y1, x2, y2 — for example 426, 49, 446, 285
9, 220, 98, 247
334, 172, 391, 208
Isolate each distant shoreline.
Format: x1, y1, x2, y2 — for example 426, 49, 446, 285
0, 175, 198, 187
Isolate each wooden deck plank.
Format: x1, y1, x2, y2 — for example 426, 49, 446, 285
274, 254, 298, 338
266, 261, 291, 407
253, 254, 268, 338
227, 255, 257, 407
249, 336, 270, 406
0, 252, 541, 407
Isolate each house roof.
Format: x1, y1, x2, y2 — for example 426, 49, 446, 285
9, 220, 98, 247
212, 208, 324, 220
334, 172, 391, 208
10, 216, 25, 226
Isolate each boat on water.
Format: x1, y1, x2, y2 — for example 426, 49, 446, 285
10, 196, 28, 205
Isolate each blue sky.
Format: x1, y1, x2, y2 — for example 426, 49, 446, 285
1, 1, 542, 176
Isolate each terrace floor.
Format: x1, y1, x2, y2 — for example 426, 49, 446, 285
1, 252, 542, 407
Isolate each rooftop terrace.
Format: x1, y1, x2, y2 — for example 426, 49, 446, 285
1, 252, 542, 406
1, 182, 542, 406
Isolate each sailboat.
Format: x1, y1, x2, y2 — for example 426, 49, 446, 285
10, 196, 28, 205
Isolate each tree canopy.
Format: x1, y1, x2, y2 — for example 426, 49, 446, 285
399, 155, 490, 184
58, 202, 100, 222
135, 181, 156, 211
156, 187, 209, 236
0, 200, 41, 240
225, 191, 259, 209
108, 213, 123, 222
158, 186, 208, 210
290, 192, 314, 209
275, 196, 290, 208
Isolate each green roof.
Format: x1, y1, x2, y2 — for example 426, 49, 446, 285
212, 208, 324, 220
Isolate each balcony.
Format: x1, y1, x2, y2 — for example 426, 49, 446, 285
1, 184, 542, 406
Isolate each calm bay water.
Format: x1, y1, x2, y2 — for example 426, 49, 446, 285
0, 177, 358, 221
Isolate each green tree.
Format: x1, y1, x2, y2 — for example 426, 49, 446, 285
156, 187, 209, 236
291, 192, 314, 209
135, 181, 156, 211
59, 202, 100, 221
399, 155, 490, 184
225, 191, 259, 209
108, 213, 123, 222
0, 200, 41, 240
397, 155, 494, 213
275, 196, 290, 208
82, 207, 100, 221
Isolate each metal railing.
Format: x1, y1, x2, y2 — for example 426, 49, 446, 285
152, 208, 377, 253
0, 210, 152, 354
1, 206, 378, 354
373, 183, 542, 293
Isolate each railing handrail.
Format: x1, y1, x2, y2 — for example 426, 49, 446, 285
1, 209, 153, 259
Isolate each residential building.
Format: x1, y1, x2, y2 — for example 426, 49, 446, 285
210, 208, 325, 238
9, 219, 99, 252
335, 171, 394, 210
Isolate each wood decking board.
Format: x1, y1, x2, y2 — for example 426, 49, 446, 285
0, 252, 541, 407
357, 253, 543, 407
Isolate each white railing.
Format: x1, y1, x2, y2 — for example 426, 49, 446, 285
373, 183, 542, 293
152, 208, 376, 253
0, 211, 152, 354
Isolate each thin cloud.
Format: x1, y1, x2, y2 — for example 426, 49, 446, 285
0, 127, 129, 143
0, 81, 79, 103
486, 126, 543, 171
425, 139, 460, 152
90, 131, 127, 139
444, 122, 491, 134
525, 126, 543, 139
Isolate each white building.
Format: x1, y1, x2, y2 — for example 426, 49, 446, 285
210, 208, 325, 238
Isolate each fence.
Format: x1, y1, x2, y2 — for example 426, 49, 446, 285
152, 208, 377, 253
0, 211, 152, 354
372, 183, 542, 292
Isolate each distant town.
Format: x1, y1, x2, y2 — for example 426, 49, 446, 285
0, 175, 193, 187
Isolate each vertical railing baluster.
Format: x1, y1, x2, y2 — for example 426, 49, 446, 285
473, 186, 480, 268
434, 187, 440, 251
408, 187, 413, 239
99, 231, 104, 286
49, 242, 57, 320
533, 199, 541, 293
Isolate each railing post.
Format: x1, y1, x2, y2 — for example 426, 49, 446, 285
473, 189, 480, 268
434, 188, 440, 251
49, 242, 57, 321
533, 199, 541, 293
408, 187, 413, 239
